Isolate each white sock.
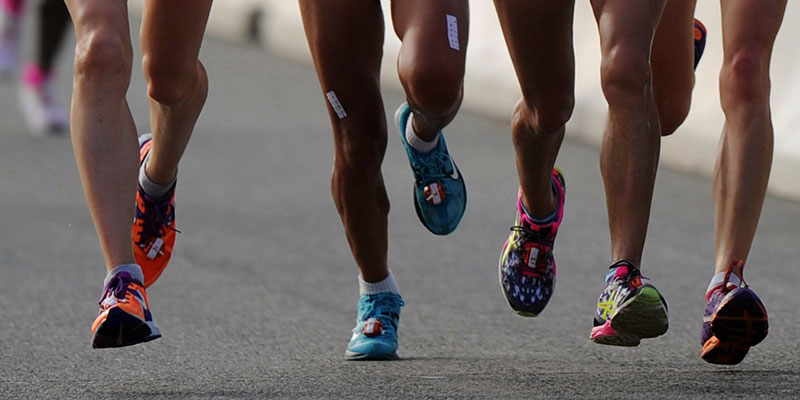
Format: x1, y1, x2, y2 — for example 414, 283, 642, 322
359, 270, 400, 296
707, 270, 742, 296
405, 113, 439, 153
104, 264, 144, 286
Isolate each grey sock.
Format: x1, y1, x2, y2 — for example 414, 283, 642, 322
104, 264, 144, 286
138, 153, 175, 201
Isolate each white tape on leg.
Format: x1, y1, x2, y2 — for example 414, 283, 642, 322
446, 14, 460, 51
326, 90, 348, 119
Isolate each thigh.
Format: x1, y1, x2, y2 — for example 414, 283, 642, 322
720, 0, 786, 63
299, 0, 385, 126
590, 0, 665, 62
64, 0, 129, 40
391, 0, 468, 77
140, 0, 212, 69
493, 0, 575, 104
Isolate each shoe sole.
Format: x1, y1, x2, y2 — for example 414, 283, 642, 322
345, 349, 399, 361
92, 307, 161, 349
701, 288, 768, 365
701, 336, 750, 365
710, 288, 768, 346
609, 286, 669, 341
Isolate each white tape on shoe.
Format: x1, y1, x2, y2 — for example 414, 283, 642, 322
446, 14, 460, 51
326, 90, 347, 119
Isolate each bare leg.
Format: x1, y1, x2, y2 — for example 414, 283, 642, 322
591, 0, 666, 267
392, 0, 468, 140
140, 0, 212, 184
300, 0, 389, 283
493, 0, 575, 216
714, 0, 786, 273
651, 0, 696, 137
65, 0, 138, 271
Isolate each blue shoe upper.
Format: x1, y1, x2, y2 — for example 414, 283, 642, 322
396, 104, 466, 235
346, 292, 404, 360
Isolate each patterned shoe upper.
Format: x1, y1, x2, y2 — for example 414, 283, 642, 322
91, 271, 153, 334
701, 259, 759, 345
693, 19, 707, 70
396, 103, 466, 236
133, 134, 179, 288
347, 293, 405, 359
499, 169, 565, 316
593, 260, 663, 327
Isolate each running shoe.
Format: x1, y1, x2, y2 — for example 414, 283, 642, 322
0, 0, 21, 77
133, 133, 179, 287
590, 260, 668, 346
395, 103, 466, 235
346, 292, 404, 360
701, 260, 768, 365
91, 270, 161, 348
18, 63, 68, 135
694, 19, 707, 70
498, 169, 565, 317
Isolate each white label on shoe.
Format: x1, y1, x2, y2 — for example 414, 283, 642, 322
446, 15, 460, 51
326, 90, 347, 119
527, 248, 540, 268
147, 238, 163, 259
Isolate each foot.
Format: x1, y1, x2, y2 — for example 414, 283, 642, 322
694, 19, 707, 70
590, 261, 669, 346
701, 260, 768, 365
345, 292, 404, 360
395, 103, 466, 235
18, 64, 69, 135
91, 270, 161, 348
133, 134, 179, 287
498, 169, 565, 317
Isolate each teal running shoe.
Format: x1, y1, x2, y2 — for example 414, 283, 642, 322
395, 103, 466, 235
346, 292, 404, 360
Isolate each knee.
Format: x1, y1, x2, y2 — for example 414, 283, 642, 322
600, 45, 652, 105
400, 61, 463, 116
73, 27, 132, 83
334, 119, 388, 179
514, 91, 574, 136
720, 50, 770, 112
142, 55, 205, 106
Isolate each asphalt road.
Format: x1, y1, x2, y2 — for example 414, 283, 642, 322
1, 19, 799, 400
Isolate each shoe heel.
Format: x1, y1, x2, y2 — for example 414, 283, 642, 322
712, 289, 768, 346
611, 287, 669, 339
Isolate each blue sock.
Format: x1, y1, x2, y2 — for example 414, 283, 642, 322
521, 179, 559, 224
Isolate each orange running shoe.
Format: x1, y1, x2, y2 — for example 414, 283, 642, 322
91, 270, 161, 348
133, 133, 178, 287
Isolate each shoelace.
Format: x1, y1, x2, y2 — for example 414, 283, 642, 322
135, 190, 179, 247
412, 149, 453, 183
509, 225, 553, 273
358, 295, 403, 331
99, 272, 134, 305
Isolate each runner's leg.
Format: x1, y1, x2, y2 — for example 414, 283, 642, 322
391, 0, 467, 139
493, 0, 574, 216
651, 0, 696, 137
299, 0, 389, 283
37, 0, 70, 73
591, 0, 666, 266
65, 0, 137, 271
140, 0, 212, 185
713, 0, 786, 273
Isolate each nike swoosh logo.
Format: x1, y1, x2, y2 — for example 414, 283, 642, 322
449, 157, 460, 180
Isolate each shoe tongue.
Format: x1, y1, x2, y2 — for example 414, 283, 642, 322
606, 261, 636, 283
